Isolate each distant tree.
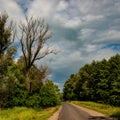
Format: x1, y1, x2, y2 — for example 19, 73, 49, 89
63, 74, 78, 100
19, 16, 56, 92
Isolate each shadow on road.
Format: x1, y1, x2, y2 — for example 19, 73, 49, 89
88, 116, 117, 120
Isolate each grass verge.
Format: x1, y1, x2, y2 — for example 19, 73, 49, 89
70, 101, 120, 120
0, 106, 59, 120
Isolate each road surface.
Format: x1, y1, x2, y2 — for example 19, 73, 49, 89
58, 102, 114, 120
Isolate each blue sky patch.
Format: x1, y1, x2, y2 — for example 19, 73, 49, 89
102, 43, 120, 51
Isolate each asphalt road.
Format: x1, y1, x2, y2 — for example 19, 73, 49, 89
58, 102, 113, 120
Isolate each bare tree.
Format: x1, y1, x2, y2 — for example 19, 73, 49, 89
19, 16, 56, 92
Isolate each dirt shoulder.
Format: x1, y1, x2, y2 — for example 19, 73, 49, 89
70, 103, 116, 120
70, 103, 107, 117
47, 106, 62, 120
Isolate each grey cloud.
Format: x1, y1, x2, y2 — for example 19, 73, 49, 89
1, 0, 120, 90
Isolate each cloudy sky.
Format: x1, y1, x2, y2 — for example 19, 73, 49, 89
0, 0, 120, 90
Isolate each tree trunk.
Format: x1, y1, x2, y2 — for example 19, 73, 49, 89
25, 71, 31, 92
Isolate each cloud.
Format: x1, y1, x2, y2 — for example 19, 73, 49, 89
0, 0, 120, 90
88, 48, 117, 62
0, 0, 24, 22
56, 0, 68, 11
83, 14, 104, 22
85, 44, 98, 52
28, 0, 57, 18
102, 30, 120, 40
51, 51, 82, 69
53, 15, 82, 28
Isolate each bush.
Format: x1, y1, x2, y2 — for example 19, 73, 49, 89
8, 86, 28, 107
26, 94, 41, 108
40, 80, 61, 107
109, 95, 120, 106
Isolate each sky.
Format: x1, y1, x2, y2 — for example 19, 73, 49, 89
0, 0, 120, 90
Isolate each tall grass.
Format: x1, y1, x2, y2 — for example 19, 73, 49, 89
0, 106, 59, 120
71, 101, 120, 120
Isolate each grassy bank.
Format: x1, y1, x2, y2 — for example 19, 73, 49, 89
0, 106, 59, 120
70, 101, 120, 119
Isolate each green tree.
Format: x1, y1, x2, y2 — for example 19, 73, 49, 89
40, 80, 61, 107
0, 46, 17, 108
63, 74, 79, 101
108, 54, 120, 106
63, 54, 120, 106
0, 12, 15, 57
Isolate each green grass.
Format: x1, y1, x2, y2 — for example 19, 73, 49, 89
0, 106, 59, 120
70, 101, 120, 120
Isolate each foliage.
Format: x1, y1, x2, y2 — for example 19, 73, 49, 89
0, 12, 15, 57
0, 47, 17, 108
8, 87, 28, 107
63, 54, 120, 106
40, 80, 61, 107
63, 74, 79, 100
25, 94, 41, 108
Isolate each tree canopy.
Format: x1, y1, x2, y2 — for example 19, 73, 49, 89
63, 54, 120, 106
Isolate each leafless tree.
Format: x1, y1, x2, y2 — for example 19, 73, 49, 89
19, 16, 56, 92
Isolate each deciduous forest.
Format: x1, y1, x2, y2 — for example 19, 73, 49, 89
63, 54, 120, 106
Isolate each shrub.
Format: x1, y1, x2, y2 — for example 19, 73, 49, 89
26, 94, 41, 108
40, 80, 61, 107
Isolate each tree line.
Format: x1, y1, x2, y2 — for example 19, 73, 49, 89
63, 54, 120, 106
0, 12, 60, 109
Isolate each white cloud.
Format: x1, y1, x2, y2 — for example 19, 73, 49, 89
77, 0, 95, 14
83, 14, 104, 22
96, 29, 120, 43
64, 17, 82, 28
106, 30, 120, 40
88, 49, 117, 62
0, 0, 24, 22
85, 44, 97, 52
52, 51, 82, 69
53, 14, 82, 28
81, 28, 95, 37
56, 0, 68, 11
28, 0, 56, 18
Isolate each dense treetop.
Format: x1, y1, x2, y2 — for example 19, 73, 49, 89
63, 54, 120, 106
